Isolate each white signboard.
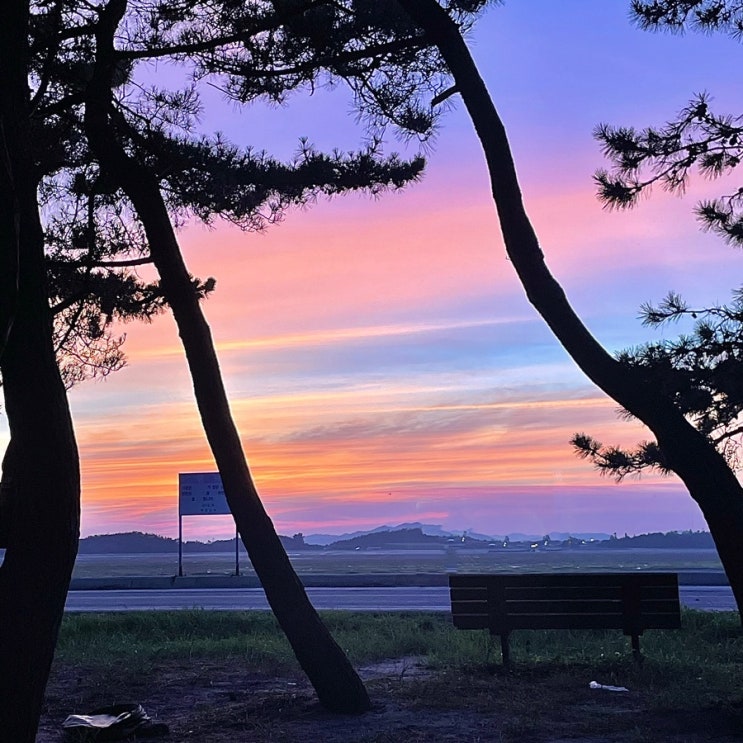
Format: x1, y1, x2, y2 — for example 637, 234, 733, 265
178, 472, 230, 516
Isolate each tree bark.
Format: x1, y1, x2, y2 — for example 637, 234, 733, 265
0, 3, 81, 740
398, 0, 743, 619
83, 0, 369, 713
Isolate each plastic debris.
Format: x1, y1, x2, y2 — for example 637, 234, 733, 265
62, 703, 168, 740
589, 680, 629, 692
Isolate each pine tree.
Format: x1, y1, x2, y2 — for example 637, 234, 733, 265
574, 0, 743, 561
1, 0, 494, 736
395, 0, 743, 621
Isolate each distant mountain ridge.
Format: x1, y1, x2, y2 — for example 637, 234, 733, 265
75, 523, 713, 554
302, 521, 611, 545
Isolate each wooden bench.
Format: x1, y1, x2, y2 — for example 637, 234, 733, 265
449, 572, 681, 665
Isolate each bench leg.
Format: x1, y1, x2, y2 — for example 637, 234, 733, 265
500, 632, 511, 666
631, 634, 641, 663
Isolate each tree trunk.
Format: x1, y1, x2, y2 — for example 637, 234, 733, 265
82, 0, 369, 713
0, 128, 19, 362
0, 3, 81, 740
398, 0, 743, 619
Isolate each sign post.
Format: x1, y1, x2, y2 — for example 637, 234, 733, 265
178, 472, 238, 576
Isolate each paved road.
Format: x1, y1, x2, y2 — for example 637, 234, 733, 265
64, 585, 736, 613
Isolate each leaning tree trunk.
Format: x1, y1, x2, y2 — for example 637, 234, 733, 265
82, 0, 369, 713
0, 3, 81, 740
398, 0, 743, 620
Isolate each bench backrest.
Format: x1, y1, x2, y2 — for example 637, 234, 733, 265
449, 572, 681, 635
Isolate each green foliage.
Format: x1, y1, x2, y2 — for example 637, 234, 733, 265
573, 288, 743, 477
56, 611, 295, 671
55, 609, 743, 703
595, 93, 743, 247
632, 0, 743, 39
47, 611, 743, 741
55, 611, 462, 673
593, 3, 743, 245
572, 432, 669, 479
577, 1, 743, 479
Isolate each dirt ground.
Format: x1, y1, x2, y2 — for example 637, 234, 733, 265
37, 656, 743, 743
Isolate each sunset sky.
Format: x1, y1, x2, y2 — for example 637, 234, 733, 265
4, 0, 742, 540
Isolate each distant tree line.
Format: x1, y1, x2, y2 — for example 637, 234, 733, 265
599, 531, 715, 549
77, 531, 320, 554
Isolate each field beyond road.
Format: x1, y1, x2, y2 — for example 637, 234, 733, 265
70, 547, 725, 580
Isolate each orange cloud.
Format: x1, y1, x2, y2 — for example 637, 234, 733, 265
73, 372, 661, 539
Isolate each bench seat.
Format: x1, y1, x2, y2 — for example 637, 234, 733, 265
449, 572, 681, 664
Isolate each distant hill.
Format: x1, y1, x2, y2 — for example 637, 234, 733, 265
304, 522, 480, 546
305, 524, 612, 546
304, 528, 383, 547
327, 527, 452, 550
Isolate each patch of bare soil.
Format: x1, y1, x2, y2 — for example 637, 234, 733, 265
37, 657, 743, 742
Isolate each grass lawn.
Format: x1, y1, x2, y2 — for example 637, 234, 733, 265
40, 610, 743, 742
